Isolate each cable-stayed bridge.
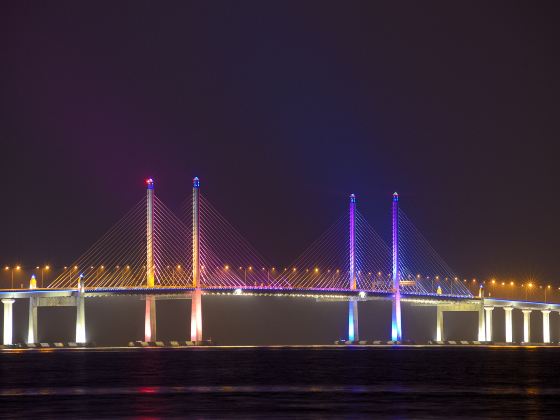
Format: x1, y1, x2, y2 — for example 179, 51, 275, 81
1, 178, 558, 346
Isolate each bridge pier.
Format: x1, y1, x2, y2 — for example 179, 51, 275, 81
2, 299, 15, 345
484, 307, 494, 341
436, 306, 443, 341
504, 307, 513, 343
348, 300, 358, 342
191, 289, 203, 342
28, 296, 38, 343
76, 276, 86, 343
145, 296, 156, 342
478, 302, 486, 341
76, 295, 86, 343
522, 309, 531, 343
542, 310, 551, 343
558, 311, 560, 342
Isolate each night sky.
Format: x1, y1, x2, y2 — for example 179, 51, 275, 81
0, 2, 559, 344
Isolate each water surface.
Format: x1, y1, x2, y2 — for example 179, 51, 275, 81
0, 346, 558, 418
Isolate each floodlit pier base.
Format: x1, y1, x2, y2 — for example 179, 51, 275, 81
542, 310, 551, 344
76, 294, 86, 343
191, 288, 202, 342
348, 300, 359, 342
436, 306, 444, 341
484, 307, 494, 342
145, 296, 156, 342
522, 309, 532, 343
504, 307, 513, 343
478, 303, 486, 341
28, 296, 38, 344
2, 299, 15, 345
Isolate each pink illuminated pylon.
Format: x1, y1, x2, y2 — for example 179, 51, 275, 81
191, 177, 203, 342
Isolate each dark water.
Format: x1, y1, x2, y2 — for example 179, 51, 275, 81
1, 346, 559, 418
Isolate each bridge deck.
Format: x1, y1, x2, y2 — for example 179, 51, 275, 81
1, 287, 557, 310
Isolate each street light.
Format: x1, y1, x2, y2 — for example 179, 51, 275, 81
526, 282, 533, 300
41, 265, 50, 288
4, 265, 21, 289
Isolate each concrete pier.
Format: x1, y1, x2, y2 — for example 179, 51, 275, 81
191, 288, 202, 342
504, 307, 513, 343
522, 309, 532, 343
76, 296, 86, 343
478, 303, 486, 341
436, 306, 443, 341
145, 296, 156, 342
2, 299, 15, 345
28, 296, 38, 343
542, 310, 551, 343
484, 307, 494, 341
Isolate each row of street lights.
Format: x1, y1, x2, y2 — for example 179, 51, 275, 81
3, 265, 50, 288
464, 278, 558, 302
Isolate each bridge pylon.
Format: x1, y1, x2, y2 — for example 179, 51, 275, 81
348, 193, 359, 342
191, 177, 203, 342
145, 178, 156, 342
392, 192, 402, 341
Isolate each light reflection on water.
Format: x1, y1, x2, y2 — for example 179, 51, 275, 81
0, 347, 559, 418
1, 384, 558, 397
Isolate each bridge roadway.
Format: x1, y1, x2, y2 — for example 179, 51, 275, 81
1, 287, 559, 346
0, 287, 483, 306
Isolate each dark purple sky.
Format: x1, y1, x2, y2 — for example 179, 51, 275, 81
1, 1, 559, 284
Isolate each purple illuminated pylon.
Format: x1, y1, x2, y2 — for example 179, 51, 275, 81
349, 194, 356, 290
191, 176, 203, 342
392, 192, 402, 341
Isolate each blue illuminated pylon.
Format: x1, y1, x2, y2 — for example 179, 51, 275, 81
392, 192, 402, 341
348, 193, 359, 342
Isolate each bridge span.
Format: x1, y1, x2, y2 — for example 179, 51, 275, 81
2, 286, 559, 346
1, 177, 557, 346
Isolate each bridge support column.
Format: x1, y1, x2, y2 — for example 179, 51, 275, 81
504, 307, 513, 343
145, 296, 156, 342
191, 288, 203, 342
391, 192, 402, 341
2, 299, 15, 345
484, 307, 494, 342
76, 275, 86, 343
558, 311, 560, 343
542, 310, 551, 344
436, 306, 443, 341
478, 303, 486, 341
348, 300, 358, 342
522, 309, 531, 343
28, 296, 38, 344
